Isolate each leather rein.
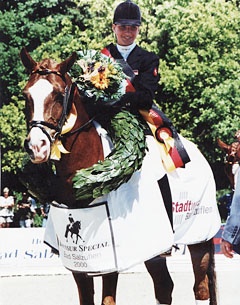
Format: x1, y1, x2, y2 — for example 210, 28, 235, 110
27, 68, 95, 145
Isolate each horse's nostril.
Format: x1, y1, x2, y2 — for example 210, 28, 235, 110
41, 139, 47, 147
24, 138, 35, 160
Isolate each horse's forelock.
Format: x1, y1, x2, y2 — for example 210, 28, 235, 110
38, 58, 58, 69
25, 58, 68, 93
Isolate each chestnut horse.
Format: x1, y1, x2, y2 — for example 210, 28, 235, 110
20, 48, 219, 305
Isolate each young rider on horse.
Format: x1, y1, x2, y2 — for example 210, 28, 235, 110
103, 0, 159, 112
102, 0, 173, 233
221, 130, 240, 258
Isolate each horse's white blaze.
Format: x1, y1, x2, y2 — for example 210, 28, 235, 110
29, 79, 53, 122
27, 79, 53, 162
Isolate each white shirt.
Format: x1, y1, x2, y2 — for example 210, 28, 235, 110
117, 43, 136, 60
0, 195, 14, 217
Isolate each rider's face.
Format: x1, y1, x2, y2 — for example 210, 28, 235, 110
112, 24, 139, 46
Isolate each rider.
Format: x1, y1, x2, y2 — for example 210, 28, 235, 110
102, 2, 174, 304
103, 0, 159, 113
103, 0, 173, 230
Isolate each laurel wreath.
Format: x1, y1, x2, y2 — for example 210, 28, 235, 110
72, 110, 147, 200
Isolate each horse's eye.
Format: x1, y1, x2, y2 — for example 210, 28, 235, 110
49, 100, 63, 123
23, 94, 34, 121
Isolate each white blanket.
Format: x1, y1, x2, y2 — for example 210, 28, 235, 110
44, 135, 221, 274
45, 136, 174, 274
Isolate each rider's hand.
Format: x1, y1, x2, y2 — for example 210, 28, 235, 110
221, 239, 234, 258
119, 92, 135, 108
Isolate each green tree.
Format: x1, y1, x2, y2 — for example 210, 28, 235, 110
0, 0, 78, 106
0, 0, 80, 189
149, 0, 240, 164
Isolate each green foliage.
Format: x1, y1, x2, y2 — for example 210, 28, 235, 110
151, 0, 240, 163
33, 213, 44, 227
0, 0, 78, 105
0, 98, 26, 173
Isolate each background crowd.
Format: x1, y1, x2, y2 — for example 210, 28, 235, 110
0, 186, 49, 228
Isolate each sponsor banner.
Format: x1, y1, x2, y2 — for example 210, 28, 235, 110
0, 228, 63, 276
48, 202, 118, 274
169, 136, 221, 244
0, 226, 225, 277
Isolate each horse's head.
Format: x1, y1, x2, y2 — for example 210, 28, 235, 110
217, 138, 240, 189
20, 47, 77, 163
217, 138, 240, 164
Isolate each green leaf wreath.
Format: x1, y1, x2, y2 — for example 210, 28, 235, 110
72, 110, 147, 200
72, 50, 147, 200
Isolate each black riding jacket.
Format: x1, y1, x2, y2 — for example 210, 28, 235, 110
105, 43, 160, 111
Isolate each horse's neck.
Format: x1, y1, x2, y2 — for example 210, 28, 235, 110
53, 91, 104, 205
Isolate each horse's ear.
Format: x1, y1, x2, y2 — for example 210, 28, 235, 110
20, 47, 37, 74
58, 52, 77, 75
217, 138, 230, 152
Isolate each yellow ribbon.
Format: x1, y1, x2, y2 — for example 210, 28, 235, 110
146, 121, 176, 172
50, 104, 77, 160
159, 129, 175, 152
139, 109, 176, 172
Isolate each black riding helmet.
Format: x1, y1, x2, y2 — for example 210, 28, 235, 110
113, 0, 141, 26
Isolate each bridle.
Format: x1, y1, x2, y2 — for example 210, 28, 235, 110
26, 69, 95, 146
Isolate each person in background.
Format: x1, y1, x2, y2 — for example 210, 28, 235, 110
221, 174, 240, 257
17, 192, 33, 228
41, 202, 50, 227
0, 187, 14, 228
218, 191, 233, 222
